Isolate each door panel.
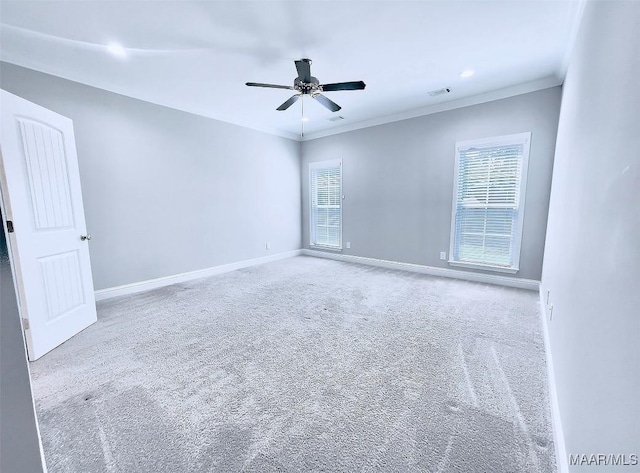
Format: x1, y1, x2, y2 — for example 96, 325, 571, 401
0, 89, 97, 360
39, 250, 85, 320
18, 118, 75, 230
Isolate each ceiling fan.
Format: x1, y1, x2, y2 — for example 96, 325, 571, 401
246, 58, 366, 112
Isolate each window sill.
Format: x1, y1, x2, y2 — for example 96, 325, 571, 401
448, 260, 519, 274
309, 245, 343, 252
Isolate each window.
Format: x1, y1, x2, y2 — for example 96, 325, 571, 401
449, 132, 531, 272
310, 160, 342, 249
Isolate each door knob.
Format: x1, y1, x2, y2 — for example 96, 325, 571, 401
81, 234, 92, 241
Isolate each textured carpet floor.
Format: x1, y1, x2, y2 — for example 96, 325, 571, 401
30, 256, 555, 472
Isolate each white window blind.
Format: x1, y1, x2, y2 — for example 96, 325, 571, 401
450, 133, 531, 271
310, 160, 342, 249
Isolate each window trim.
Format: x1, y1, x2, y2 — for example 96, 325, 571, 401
309, 159, 343, 250
448, 132, 531, 273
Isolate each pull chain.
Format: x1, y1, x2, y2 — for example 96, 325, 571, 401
301, 95, 305, 138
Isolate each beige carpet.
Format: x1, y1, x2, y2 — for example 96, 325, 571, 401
30, 256, 555, 472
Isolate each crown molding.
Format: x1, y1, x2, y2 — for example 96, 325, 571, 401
0, 57, 302, 142
2, 57, 562, 144
558, 0, 588, 80
301, 76, 563, 141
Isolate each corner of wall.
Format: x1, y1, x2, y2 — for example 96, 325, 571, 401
538, 283, 569, 473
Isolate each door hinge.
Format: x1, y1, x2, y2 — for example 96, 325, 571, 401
22, 318, 29, 330
6, 220, 14, 233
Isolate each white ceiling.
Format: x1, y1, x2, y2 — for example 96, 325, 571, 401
0, 1, 584, 141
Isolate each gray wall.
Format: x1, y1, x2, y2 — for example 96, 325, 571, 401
301, 87, 561, 281
541, 1, 640, 470
0, 213, 44, 473
0, 63, 302, 290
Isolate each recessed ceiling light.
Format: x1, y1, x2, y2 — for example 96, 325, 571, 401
107, 43, 127, 58
460, 69, 475, 78
301, 117, 309, 122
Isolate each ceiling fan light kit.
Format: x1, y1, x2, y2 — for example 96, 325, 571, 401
246, 58, 366, 113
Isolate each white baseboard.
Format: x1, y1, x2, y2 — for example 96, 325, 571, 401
95, 250, 302, 301
302, 249, 540, 291
539, 286, 568, 473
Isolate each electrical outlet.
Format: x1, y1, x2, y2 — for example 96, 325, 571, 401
265, 242, 270, 250
440, 251, 447, 260
549, 304, 554, 321
346, 242, 351, 249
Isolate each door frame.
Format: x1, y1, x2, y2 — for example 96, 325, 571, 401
0, 147, 49, 472
0, 148, 29, 335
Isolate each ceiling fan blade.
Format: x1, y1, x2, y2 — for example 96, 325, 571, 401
294, 59, 312, 82
276, 94, 301, 111
246, 82, 294, 90
321, 81, 366, 92
313, 93, 341, 112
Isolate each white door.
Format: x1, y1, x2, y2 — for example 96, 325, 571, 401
0, 90, 97, 361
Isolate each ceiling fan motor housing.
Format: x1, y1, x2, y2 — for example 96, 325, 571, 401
294, 76, 320, 94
